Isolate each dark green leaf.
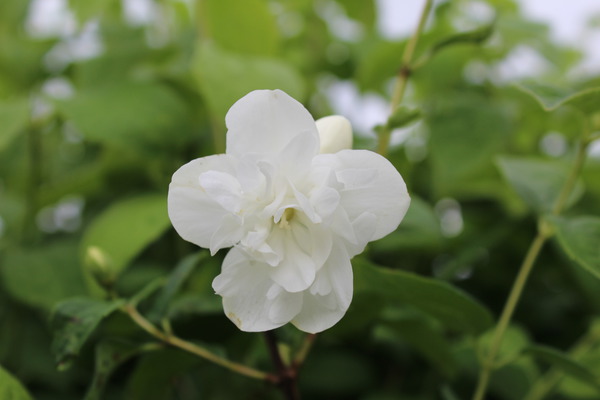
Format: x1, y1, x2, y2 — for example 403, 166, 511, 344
525, 345, 600, 391
193, 42, 305, 123
50, 298, 125, 370
515, 82, 600, 114
549, 216, 600, 280
353, 259, 493, 334
84, 340, 156, 400
0, 365, 33, 400
0, 98, 29, 152
496, 156, 583, 213
147, 252, 207, 322
198, 0, 279, 56
81, 194, 170, 295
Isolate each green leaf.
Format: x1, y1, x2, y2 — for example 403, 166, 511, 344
386, 106, 421, 130
81, 194, 170, 295
1, 241, 87, 310
428, 23, 494, 57
353, 259, 493, 334
50, 298, 125, 370
55, 82, 192, 150
496, 156, 583, 213
549, 216, 600, 280
377, 310, 458, 377
0, 365, 33, 400
193, 42, 305, 123
84, 340, 155, 400
147, 252, 206, 322
515, 82, 600, 114
68, 0, 114, 23
0, 98, 29, 152
336, 0, 376, 29
428, 95, 510, 196
525, 345, 600, 391
370, 196, 442, 252
198, 0, 279, 56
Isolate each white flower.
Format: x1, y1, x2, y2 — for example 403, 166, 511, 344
168, 90, 410, 333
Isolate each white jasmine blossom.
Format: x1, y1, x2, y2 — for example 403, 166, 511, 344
168, 90, 410, 333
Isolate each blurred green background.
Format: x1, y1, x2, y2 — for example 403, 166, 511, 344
1, 0, 600, 399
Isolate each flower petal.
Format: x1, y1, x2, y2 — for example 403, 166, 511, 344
213, 248, 302, 331
316, 115, 353, 154
292, 244, 353, 333
168, 155, 243, 250
315, 150, 410, 243
225, 90, 319, 158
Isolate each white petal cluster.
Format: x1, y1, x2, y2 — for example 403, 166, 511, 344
168, 90, 410, 333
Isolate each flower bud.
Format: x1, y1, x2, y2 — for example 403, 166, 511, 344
316, 115, 353, 154
84, 246, 117, 291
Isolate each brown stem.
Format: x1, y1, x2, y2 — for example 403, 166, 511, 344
263, 330, 301, 400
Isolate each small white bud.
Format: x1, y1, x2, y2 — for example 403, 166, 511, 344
316, 115, 353, 154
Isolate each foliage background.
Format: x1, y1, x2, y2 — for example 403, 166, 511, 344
1, 0, 600, 399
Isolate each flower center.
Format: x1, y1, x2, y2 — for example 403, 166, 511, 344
278, 208, 295, 229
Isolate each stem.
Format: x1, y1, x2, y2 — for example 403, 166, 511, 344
263, 331, 301, 400
377, 0, 433, 156
472, 119, 592, 400
293, 333, 317, 367
472, 233, 548, 400
123, 304, 270, 381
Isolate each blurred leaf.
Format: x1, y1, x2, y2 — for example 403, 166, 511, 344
167, 293, 223, 320
385, 106, 421, 130
55, 82, 192, 150
428, 95, 510, 196
0, 98, 29, 152
81, 194, 170, 295
525, 345, 600, 391
426, 23, 494, 59
549, 216, 600, 280
0, 365, 33, 400
50, 298, 125, 370
370, 196, 442, 252
356, 40, 404, 91
198, 0, 279, 56
378, 311, 458, 377
147, 252, 207, 322
515, 83, 600, 114
337, 0, 376, 29
84, 340, 155, 400
68, 0, 115, 23
193, 42, 305, 123
496, 156, 583, 213
353, 259, 493, 334
1, 241, 87, 310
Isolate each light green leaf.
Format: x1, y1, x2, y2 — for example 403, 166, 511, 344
0, 98, 29, 152
198, 0, 279, 56
336, 0, 376, 29
525, 345, 600, 391
68, 0, 114, 23
496, 156, 583, 213
81, 194, 170, 294
0, 365, 33, 400
549, 216, 600, 280
515, 82, 600, 114
55, 82, 192, 150
50, 298, 125, 371
1, 241, 87, 310
193, 42, 305, 123
353, 259, 493, 334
